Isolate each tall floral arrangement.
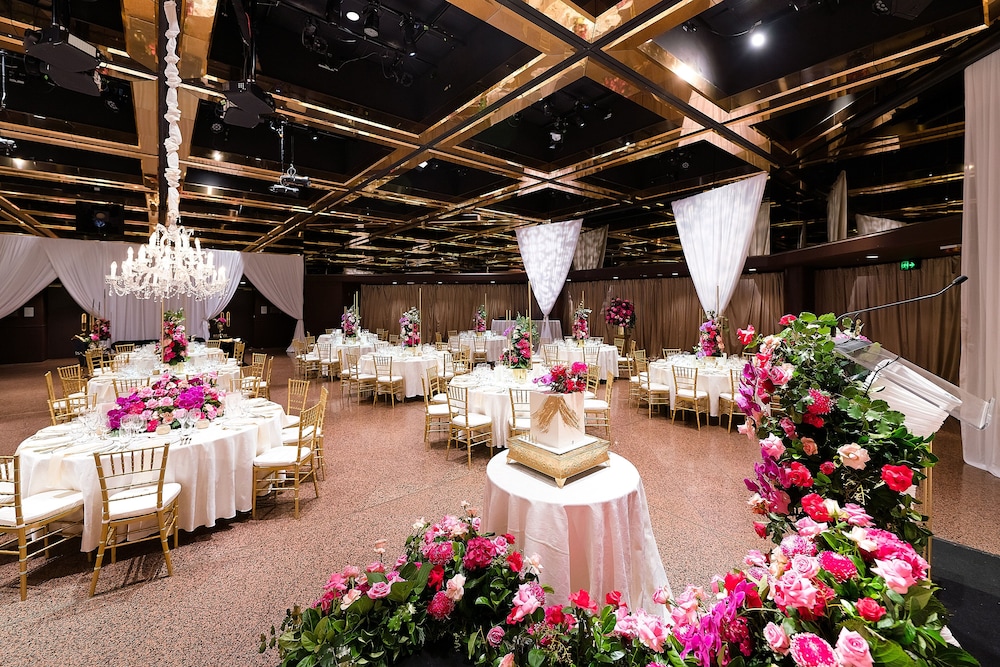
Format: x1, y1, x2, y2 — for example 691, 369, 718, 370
533, 361, 588, 393
107, 372, 224, 432
89, 317, 111, 350
572, 300, 592, 341
604, 297, 636, 329
342, 304, 360, 337
399, 306, 420, 347
738, 313, 936, 549
161, 309, 188, 365
696, 311, 725, 358
500, 315, 535, 369
474, 304, 487, 333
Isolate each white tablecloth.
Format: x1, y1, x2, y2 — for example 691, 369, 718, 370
484, 451, 670, 611
16, 404, 284, 552
359, 351, 442, 398
451, 371, 546, 448
552, 343, 620, 379
459, 335, 507, 363
647, 357, 742, 417
88, 363, 240, 404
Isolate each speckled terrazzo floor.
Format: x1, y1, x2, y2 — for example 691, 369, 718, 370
1, 353, 997, 666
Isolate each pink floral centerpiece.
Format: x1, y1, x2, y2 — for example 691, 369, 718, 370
696, 311, 725, 358
89, 318, 111, 346
474, 304, 487, 333
107, 372, 224, 432
604, 297, 635, 329
533, 361, 587, 393
399, 306, 420, 347
500, 316, 534, 369
572, 301, 591, 341
342, 304, 360, 338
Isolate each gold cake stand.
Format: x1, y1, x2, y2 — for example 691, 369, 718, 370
506, 436, 611, 488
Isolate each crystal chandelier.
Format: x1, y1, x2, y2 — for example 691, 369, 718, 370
106, 0, 227, 300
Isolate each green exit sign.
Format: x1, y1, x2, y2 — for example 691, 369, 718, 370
899, 259, 920, 271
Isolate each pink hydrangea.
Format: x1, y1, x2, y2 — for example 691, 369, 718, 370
462, 536, 496, 570
789, 633, 837, 667
819, 551, 858, 582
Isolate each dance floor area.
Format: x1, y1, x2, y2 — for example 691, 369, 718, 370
1, 353, 998, 665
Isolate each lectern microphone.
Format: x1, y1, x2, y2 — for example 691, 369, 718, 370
838, 275, 967, 321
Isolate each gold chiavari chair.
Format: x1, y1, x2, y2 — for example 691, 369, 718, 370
44, 371, 70, 424
84, 348, 105, 377
628, 351, 648, 406
447, 330, 458, 341
542, 343, 560, 366
324, 328, 334, 335
585, 372, 615, 436
452, 348, 472, 376
56, 364, 86, 398
304, 335, 316, 348
672, 365, 709, 429
258, 356, 274, 399
89, 444, 180, 596
284, 378, 311, 429
373, 355, 404, 407
317, 343, 340, 380
343, 349, 375, 404
435, 341, 449, 352
253, 402, 320, 519
113, 376, 151, 399
507, 388, 532, 441
113, 343, 135, 355
742, 350, 757, 363
435, 332, 443, 343
0, 456, 84, 600
424, 366, 449, 404
376, 328, 388, 340
110, 353, 131, 374
662, 348, 682, 359
205, 339, 222, 349
718, 368, 745, 433
584, 364, 601, 400
232, 340, 246, 366
613, 337, 625, 355
472, 336, 488, 365
388, 333, 400, 345
237, 366, 261, 397
446, 385, 493, 469
251, 352, 267, 368
313, 386, 329, 479
421, 377, 452, 447
639, 366, 671, 419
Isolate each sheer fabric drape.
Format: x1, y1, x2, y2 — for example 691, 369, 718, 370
0, 235, 57, 319
516, 219, 582, 318
813, 256, 961, 384
672, 172, 768, 315
749, 202, 771, 256
960, 50, 1000, 477
572, 226, 608, 271
242, 253, 305, 350
855, 214, 905, 235
827, 171, 847, 242
171, 250, 244, 341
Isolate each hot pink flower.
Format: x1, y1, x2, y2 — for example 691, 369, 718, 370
427, 590, 455, 619
462, 536, 496, 570
789, 633, 837, 667
606, 590, 625, 607
787, 461, 814, 488
873, 558, 917, 594
881, 464, 914, 493
568, 589, 599, 613
835, 628, 874, 667
819, 551, 858, 582
652, 585, 669, 605
806, 388, 832, 414
795, 517, 826, 538
779, 314, 798, 326
801, 493, 832, 522
819, 461, 836, 475
855, 597, 886, 622
780, 417, 798, 439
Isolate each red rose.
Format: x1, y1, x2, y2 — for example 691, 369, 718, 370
819, 461, 836, 475
881, 464, 914, 492
779, 314, 798, 326
427, 563, 445, 590
568, 589, 598, 613
503, 533, 516, 544
856, 597, 887, 622
753, 521, 767, 538
506, 551, 523, 573
605, 590, 625, 607
723, 572, 745, 593
801, 493, 832, 522
787, 461, 814, 488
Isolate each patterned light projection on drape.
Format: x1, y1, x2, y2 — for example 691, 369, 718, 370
516, 219, 582, 319
672, 173, 768, 316
856, 214, 905, 235
572, 226, 608, 271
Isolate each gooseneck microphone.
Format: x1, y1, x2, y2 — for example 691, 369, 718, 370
838, 275, 967, 321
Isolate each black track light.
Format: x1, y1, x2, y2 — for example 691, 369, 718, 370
363, 4, 380, 38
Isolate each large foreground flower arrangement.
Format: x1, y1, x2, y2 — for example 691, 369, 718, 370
342, 304, 360, 337
160, 309, 188, 365
500, 315, 535, 369
400, 307, 421, 347
263, 313, 977, 667
107, 372, 224, 432
604, 297, 636, 330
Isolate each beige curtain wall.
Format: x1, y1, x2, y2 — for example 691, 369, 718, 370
814, 256, 961, 383
562, 272, 784, 356
361, 284, 531, 338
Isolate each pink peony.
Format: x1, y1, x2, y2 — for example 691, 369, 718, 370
873, 558, 917, 594
789, 632, 837, 667
764, 621, 790, 655
774, 572, 818, 612
835, 628, 874, 667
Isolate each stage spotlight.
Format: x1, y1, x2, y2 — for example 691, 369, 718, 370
345, 9, 360, 21
872, 0, 891, 14
363, 4, 380, 38
749, 30, 766, 48
401, 15, 419, 56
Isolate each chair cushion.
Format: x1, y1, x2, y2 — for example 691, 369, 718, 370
508, 416, 531, 430
719, 392, 734, 401
68, 391, 86, 399
452, 413, 491, 428
675, 388, 708, 399
281, 425, 317, 443
0, 489, 84, 527
376, 375, 403, 383
426, 403, 451, 416
645, 382, 671, 392
431, 392, 448, 404
583, 391, 596, 400
584, 399, 609, 410
355, 373, 377, 381
283, 414, 301, 429
107, 483, 181, 521
254, 445, 311, 466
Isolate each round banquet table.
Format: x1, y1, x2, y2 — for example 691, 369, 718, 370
648, 357, 741, 417
451, 373, 545, 448
88, 363, 240, 404
359, 351, 442, 398
16, 402, 284, 552
459, 335, 508, 363
555, 343, 620, 379
483, 451, 670, 611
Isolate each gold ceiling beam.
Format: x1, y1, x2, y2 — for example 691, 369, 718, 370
0, 194, 58, 237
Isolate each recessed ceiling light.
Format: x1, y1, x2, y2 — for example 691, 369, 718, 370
418, 161, 428, 169
671, 272, 679, 276
748, 267, 757, 272
212, 150, 222, 161
345, 10, 360, 21
750, 31, 766, 48
866, 255, 879, 259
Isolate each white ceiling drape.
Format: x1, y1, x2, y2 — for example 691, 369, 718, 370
672, 172, 768, 316
827, 170, 848, 242
961, 50, 1000, 478
749, 201, 771, 256
572, 225, 608, 271
242, 252, 305, 351
516, 219, 582, 319
856, 214, 905, 235
0, 235, 57, 319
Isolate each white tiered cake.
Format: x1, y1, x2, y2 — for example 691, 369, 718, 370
528, 391, 589, 452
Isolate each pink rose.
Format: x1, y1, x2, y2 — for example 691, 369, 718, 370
790, 554, 820, 579
800, 437, 818, 456
487, 626, 505, 647
760, 434, 786, 459
819, 461, 836, 475
835, 628, 874, 667
769, 364, 793, 386
499, 654, 514, 667
838, 444, 870, 470
841, 503, 873, 527
873, 558, 917, 594
366, 581, 391, 599
774, 572, 818, 611
506, 583, 543, 623
340, 588, 362, 610
652, 585, 669, 605
795, 517, 826, 538
634, 609, 669, 652
568, 589, 599, 613
763, 621, 790, 655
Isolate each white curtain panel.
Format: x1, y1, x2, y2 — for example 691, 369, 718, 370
961, 50, 1000, 478
748, 200, 771, 256
515, 219, 582, 319
170, 249, 244, 341
856, 214, 905, 235
572, 225, 608, 271
242, 252, 305, 350
0, 235, 57, 319
43, 238, 110, 318
827, 171, 848, 242
672, 172, 768, 315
